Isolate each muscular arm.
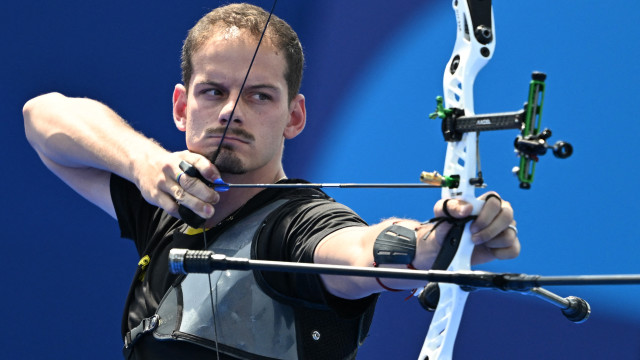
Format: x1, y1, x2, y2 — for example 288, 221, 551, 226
314, 194, 520, 300
23, 92, 219, 221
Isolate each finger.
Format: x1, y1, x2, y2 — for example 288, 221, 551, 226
490, 244, 521, 260
172, 184, 215, 219
471, 246, 495, 265
482, 223, 518, 249
187, 156, 221, 183
176, 171, 186, 186
471, 237, 521, 265
471, 202, 514, 244
156, 191, 181, 219
172, 155, 221, 204
470, 192, 503, 232
480, 222, 520, 260
433, 198, 473, 218
485, 237, 521, 260
177, 171, 220, 204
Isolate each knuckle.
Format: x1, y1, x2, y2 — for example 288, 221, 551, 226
181, 174, 198, 189
162, 162, 175, 177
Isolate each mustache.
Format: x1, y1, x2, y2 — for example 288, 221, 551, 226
205, 127, 255, 142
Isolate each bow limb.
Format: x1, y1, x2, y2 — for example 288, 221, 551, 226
418, 1, 495, 359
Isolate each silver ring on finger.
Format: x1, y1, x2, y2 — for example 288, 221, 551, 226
507, 224, 518, 236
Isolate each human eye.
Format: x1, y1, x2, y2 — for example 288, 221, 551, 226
194, 81, 227, 99
252, 92, 272, 101
201, 88, 223, 97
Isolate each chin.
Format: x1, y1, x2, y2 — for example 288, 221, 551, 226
213, 152, 246, 175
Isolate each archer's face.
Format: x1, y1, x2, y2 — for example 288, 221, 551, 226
173, 28, 303, 176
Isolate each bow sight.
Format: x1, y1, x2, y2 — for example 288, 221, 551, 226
428, 71, 573, 189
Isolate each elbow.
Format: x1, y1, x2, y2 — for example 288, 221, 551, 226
23, 92, 63, 116
320, 275, 374, 300
23, 92, 64, 146
23, 97, 39, 147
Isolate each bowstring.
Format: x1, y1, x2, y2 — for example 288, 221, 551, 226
203, 1, 278, 358
209, 0, 279, 165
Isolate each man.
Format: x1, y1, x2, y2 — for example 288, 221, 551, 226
23, 3, 518, 359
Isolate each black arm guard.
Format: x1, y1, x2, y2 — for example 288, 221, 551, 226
373, 224, 417, 265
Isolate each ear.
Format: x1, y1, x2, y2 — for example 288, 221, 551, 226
284, 94, 306, 139
173, 84, 188, 132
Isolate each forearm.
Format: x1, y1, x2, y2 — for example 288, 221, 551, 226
315, 196, 519, 300
315, 219, 437, 300
23, 92, 168, 182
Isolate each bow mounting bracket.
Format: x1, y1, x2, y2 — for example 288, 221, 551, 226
429, 71, 573, 189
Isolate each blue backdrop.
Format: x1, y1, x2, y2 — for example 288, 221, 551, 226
4, 1, 640, 358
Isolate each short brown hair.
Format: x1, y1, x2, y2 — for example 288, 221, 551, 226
181, 3, 304, 102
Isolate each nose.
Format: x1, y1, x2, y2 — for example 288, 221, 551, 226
218, 96, 244, 126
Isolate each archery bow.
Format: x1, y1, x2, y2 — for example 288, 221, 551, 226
417, 1, 495, 358
417, 1, 492, 358
418, 1, 572, 359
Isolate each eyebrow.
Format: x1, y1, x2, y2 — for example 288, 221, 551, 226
246, 84, 280, 93
194, 80, 226, 90
195, 80, 280, 94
